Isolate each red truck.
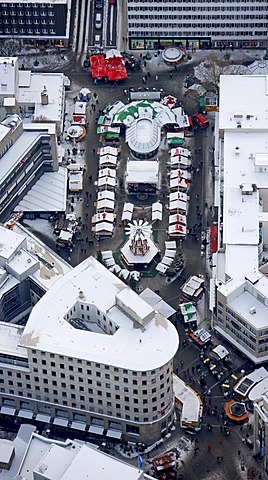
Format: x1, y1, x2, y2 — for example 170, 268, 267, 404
192, 113, 209, 129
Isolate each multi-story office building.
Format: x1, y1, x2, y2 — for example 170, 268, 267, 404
0, 0, 72, 48
253, 393, 268, 469
210, 74, 268, 364
0, 116, 59, 220
0, 250, 179, 445
127, 0, 268, 50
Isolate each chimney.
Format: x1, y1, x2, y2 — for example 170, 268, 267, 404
41, 86, 48, 105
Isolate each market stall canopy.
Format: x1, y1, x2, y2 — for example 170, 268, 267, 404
90, 55, 107, 79
98, 146, 118, 157
152, 202, 163, 221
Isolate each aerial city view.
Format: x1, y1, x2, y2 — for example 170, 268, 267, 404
1, 0, 268, 479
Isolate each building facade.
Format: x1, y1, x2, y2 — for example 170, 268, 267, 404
127, 0, 268, 50
0, 254, 179, 445
210, 75, 268, 364
0, 118, 58, 221
0, 0, 72, 48
253, 393, 268, 473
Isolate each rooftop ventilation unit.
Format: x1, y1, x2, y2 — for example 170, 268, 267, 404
249, 306, 256, 315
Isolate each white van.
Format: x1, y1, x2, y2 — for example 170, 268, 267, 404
94, 34, 101, 47
95, 13, 102, 29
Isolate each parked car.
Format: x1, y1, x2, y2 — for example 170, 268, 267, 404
109, 0, 116, 4
95, 0, 103, 9
95, 13, 102, 29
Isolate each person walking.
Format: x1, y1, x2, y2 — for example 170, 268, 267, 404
207, 444, 211, 452
170, 73, 173, 79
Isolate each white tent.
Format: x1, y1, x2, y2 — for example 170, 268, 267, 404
169, 191, 188, 203
156, 263, 168, 274
95, 222, 114, 236
99, 155, 117, 167
92, 212, 114, 224
98, 146, 118, 157
98, 190, 115, 201
170, 169, 190, 180
98, 168, 116, 179
169, 213, 187, 225
170, 147, 191, 158
169, 200, 187, 212
122, 202, 134, 222
97, 177, 116, 189
170, 156, 191, 169
152, 202, 163, 221
170, 177, 188, 191
165, 240, 176, 250
168, 223, 187, 237
97, 199, 115, 212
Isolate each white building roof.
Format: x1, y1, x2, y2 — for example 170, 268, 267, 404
140, 288, 175, 318
0, 57, 18, 97
126, 161, 159, 185
18, 72, 65, 125
173, 374, 201, 425
14, 167, 67, 213
20, 257, 179, 370
0, 227, 26, 265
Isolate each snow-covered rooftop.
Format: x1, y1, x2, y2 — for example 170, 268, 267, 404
126, 160, 159, 185
18, 72, 65, 124
20, 257, 179, 370
0, 57, 18, 97
219, 75, 268, 130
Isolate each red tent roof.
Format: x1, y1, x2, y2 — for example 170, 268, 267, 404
106, 56, 128, 81
90, 54, 128, 81
90, 55, 107, 79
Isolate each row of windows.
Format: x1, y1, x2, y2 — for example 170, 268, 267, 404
31, 349, 169, 377
1, 19, 55, 24
129, 6, 266, 12
0, 28, 56, 34
2, 10, 54, 17
1, 3, 54, 7
129, 28, 267, 37
129, 0, 264, 3
129, 14, 266, 20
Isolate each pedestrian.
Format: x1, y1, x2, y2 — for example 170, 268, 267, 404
147, 71, 151, 78
155, 75, 159, 81
237, 450, 241, 456
180, 360, 184, 367
219, 437, 223, 444
207, 444, 211, 452
192, 366, 195, 373
170, 73, 173, 79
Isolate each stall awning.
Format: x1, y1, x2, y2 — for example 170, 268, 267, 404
88, 425, 104, 435
18, 410, 33, 419
36, 414, 51, 423
71, 421, 86, 431
53, 417, 69, 427
106, 429, 122, 439
1, 406, 16, 416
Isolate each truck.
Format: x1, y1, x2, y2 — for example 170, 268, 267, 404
192, 113, 209, 129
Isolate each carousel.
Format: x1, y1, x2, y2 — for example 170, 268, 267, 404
121, 220, 159, 270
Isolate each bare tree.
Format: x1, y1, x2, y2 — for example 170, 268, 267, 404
194, 52, 247, 94
0, 39, 20, 57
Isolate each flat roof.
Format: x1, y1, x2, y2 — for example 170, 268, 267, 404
173, 374, 201, 424
0, 130, 41, 182
0, 226, 26, 263
126, 160, 159, 184
0, 322, 27, 359
219, 75, 268, 131
229, 290, 268, 329
18, 72, 65, 123
20, 257, 179, 370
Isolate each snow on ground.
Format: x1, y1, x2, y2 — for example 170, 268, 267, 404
23, 218, 55, 241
